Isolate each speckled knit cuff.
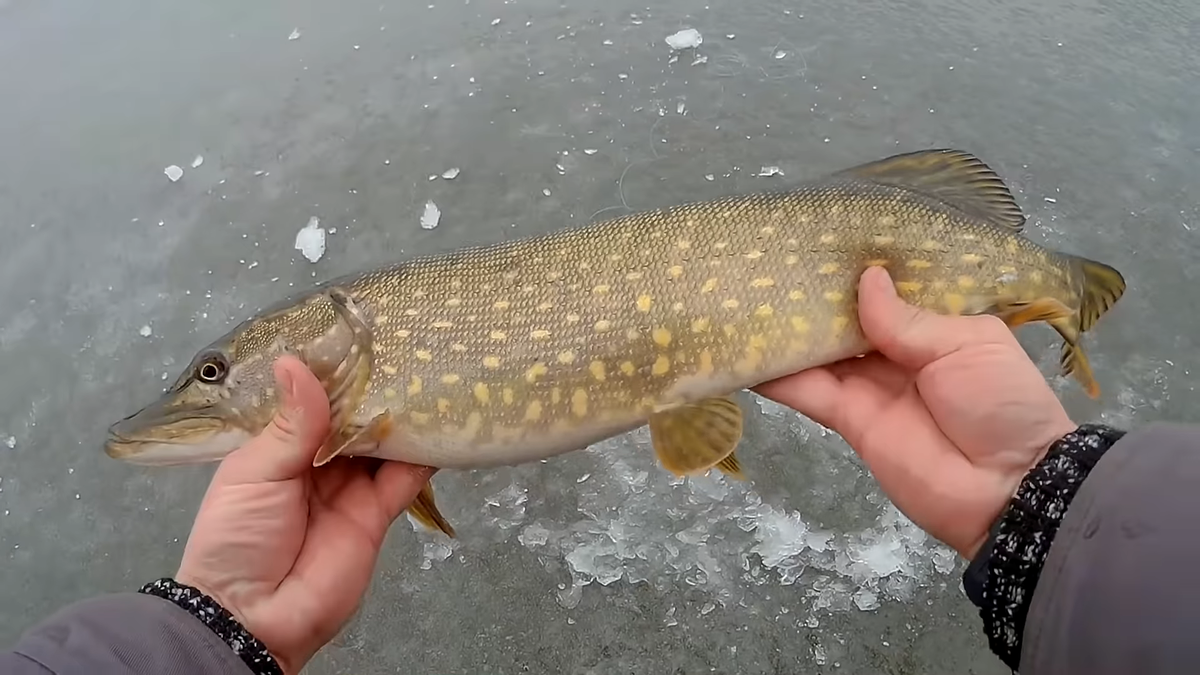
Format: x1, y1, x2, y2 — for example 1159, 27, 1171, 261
138, 578, 283, 675
976, 423, 1126, 670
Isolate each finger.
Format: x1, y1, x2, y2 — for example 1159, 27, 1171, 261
372, 462, 438, 523
753, 367, 846, 430
218, 355, 332, 484
856, 266, 1012, 371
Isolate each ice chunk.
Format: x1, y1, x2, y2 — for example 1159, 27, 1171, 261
519, 522, 551, 548
441, 167, 460, 180
757, 166, 784, 177
665, 28, 702, 50
191, 155, 204, 168
542, 188, 552, 196
692, 54, 708, 66
853, 588, 880, 611
138, 325, 153, 338
491, 18, 501, 26
294, 216, 327, 263
163, 165, 183, 182
704, 174, 714, 181
288, 28, 301, 41
419, 201, 441, 229
774, 50, 787, 59
419, 541, 453, 570
583, 149, 598, 155
4, 436, 15, 449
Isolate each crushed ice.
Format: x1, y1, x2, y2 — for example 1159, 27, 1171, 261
163, 165, 183, 182
441, 167, 460, 180
190, 155, 204, 169
294, 216, 327, 263
758, 166, 784, 177
665, 28, 702, 50
288, 28, 301, 41
138, 325, 153, 338
4, 436, 14, 449
420, 201, 441, 229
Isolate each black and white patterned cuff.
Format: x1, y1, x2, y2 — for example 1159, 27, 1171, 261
138, 577, 284, 675
965, 423, 1126, 671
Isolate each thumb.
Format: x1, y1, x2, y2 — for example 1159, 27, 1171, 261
216, 355, 332, 484
857, 266, 1010, 371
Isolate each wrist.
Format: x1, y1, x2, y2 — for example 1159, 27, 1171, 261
139, 577, 285, 675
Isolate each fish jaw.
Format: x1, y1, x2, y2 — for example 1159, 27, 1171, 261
105, 398, 253, 466
106, 428, 253, 466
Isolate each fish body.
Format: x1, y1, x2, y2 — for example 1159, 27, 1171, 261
106, 149, 1126, 535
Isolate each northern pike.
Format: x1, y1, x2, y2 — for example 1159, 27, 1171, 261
105, 149, 1127, 536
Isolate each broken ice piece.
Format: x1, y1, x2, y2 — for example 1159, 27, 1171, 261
441, 167, 461, 180
542, 188, 552, 196
191, 155, 204, 168
491, 17, 501, 26
775, 50, 787, 59
139, 325, 153, 337
420, 201, 441, 229
618, 72, 629, 80
676, 102, 686, 115
1044, 197, 1057, 203
4, 436, 14, 449
164, 165, 183, 182
704, 174, 715, 181
583, 149, 598, 155
692, 54, 708, 66
253, 170, 266, 176
757, 166, 784, 177
602, 39, 613, 46
294, 216, 327, 263
288, 28, 301, 41
665, 28, 702, 50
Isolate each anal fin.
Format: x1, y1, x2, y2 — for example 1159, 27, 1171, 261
1060, 341, 1101, 399
996, 297, 1074, 328
313, 411, 392, 467
649, 395, 744, 477
408, 482, 456, 538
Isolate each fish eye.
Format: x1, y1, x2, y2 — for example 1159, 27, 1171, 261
195, 353, 228, 384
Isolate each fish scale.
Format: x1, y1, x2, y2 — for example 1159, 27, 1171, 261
106, 149, 1127, 537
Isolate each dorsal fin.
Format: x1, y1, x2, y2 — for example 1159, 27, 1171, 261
836, 149, 1026, 232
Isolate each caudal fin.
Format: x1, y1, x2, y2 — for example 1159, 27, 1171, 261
1073, 256, 1126, 333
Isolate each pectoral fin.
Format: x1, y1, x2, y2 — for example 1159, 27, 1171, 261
408, 482, 456, 538
313, 411, 392, 467
716, 452, 746, 480
649, 396, 744, 477
996, 297, 1074, 328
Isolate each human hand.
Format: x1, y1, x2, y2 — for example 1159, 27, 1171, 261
755, 266, 1076, 559
175, 355, 435, 674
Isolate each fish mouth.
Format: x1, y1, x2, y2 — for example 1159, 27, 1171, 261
105, 402, 246, 466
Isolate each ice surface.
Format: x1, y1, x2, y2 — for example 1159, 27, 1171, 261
163, 165, 183, 182
190, 155, 203, 168
419, 201, 441, 229
665, 28, 702, 50
294, 216, 326, 263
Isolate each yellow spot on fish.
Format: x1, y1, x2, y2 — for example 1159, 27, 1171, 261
412, 289, 428, 299
566, 313, 581, 324
998, 265, 1017, 274
744, 250, 764, 260
829, 204, 843, 216
819, 263, 839, 275
668, 265, 684, 279
451, 343, 468, 353
653, 328, 673, 347
749, 334, 767, 350
755, 304, 774, 317
523, 362, 547, 384
395, 329, 412, 339
608, 253, 623, 262
831, 316, 849, 335
943, 293, 967, 314
820, 233, 836, 244
957, 276, 977, 290
432, 320, 453, 329
589, 360, 607, 381
698, 350, 714, 374
752, 277, 776, 288
636, 294, 653, 312
866, 258, 890, 267
791, 316, 810, 333
921, 240, 945, 252
537, 301, 554, 312
381, 364, 398, 376
874, 235, 895, 246
441, 373, 461, 385
463, 411, 483, 438
531, 329, 551, 340
722, 298, 740, 309
557, 351, 576, 364
788, 290, 806, 301
620, 361, 637, 376
877, 215, 896, 227
490, 330, 508, 341
625, 328, 640, 341
551, 388, 562, 405
723, 324, 737, 337
404, 308, 420, 317
785, 254, 799, 265
445, 298, 462, 307
593, 284, 611, 295
714, 241, 729, 250
961, 253, 983, 264
701, 278, 719, 293
502, 388, 514, 405
907, 259, 932, 269
676, 240, 691, 250
594, 319, 612, 332
375, 314, 390, 325
626, 271, 644, 281
483, 355, 502, 369
571, 389, 589, 417
672, 301, 685, 312
415, 350, 433, 362
437, 398, 451, 414
652, 355, 671, 376
1006, 241, 1019, 254
824, 291, 844, 303
383, 387, 398, 400
473, 383, 490, 405
545, 270, 563, 282
691, 317, 711, 333
493, 300, 511, 310
410, 411, 430, 426
407, 376, 423, 396
895, 281, 924, 294
524, 400, 543, 422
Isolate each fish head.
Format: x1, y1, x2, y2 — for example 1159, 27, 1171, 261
106, 292, 361, 465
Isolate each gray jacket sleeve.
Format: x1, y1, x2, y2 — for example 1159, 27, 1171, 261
964, 422, 1200, 674
0, 593, 253, 675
